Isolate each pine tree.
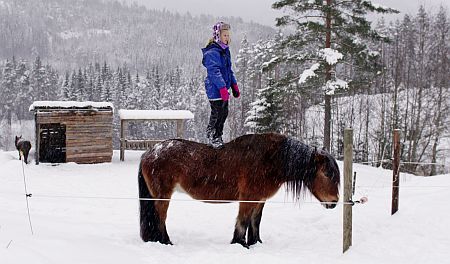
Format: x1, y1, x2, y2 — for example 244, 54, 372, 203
30, 56, 45, 101
84, 69, 93, 101
61, 72, 70, 99
100, 62, 113, 102
94, 73, 103, 100
14, 59, 30, 119
41, 65, 58, 100
233, 35, 254, 136
152, 66, 162, 109
245, 77, 283, 133
101, 61, 109, 82
272, 0, 399, 150
0, 59, 16, 123
69, 70, 78, 100
101, 78, 113, 102
77, 68, 85, 101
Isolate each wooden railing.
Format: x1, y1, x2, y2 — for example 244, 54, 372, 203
119, 110, 194, 161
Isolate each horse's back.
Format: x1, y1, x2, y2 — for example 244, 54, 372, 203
17, 140, 31, 151
140, 134, 288, 171
141, 138, 207, 162
140, 138, 211, 177
139, 134, 289, 201
141, 133, 286, 160
140, 138, 239, 200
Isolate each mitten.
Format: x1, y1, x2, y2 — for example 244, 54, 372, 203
231, 83, 240, 98
219, 87, 230, 101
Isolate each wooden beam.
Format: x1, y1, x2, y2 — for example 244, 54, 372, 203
176, 119, 184, 138
120, 119, 126, 161
35, 113, 40, 165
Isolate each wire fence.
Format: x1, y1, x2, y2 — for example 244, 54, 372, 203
10, 154, 449, 237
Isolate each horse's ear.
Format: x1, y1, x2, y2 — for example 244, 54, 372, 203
314, 151, 326, 163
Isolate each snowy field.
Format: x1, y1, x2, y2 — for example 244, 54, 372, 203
1, 150, 449, 264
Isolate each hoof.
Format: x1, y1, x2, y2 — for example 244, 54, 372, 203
160, 239, 173, 245
247, 239, 262, 246
231, 238, 249, 249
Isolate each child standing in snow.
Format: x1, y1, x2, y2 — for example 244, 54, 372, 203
202, 22, 240, 149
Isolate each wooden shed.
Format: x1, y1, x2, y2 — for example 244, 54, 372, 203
29, 101, 114, 164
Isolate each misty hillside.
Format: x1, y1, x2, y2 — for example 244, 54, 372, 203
0, 0, 275, 71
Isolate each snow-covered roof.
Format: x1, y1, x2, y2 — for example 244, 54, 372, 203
29, 101, 114, 111
119, 109, 194, 120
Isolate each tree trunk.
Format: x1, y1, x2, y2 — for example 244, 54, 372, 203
323, 0, 332, 151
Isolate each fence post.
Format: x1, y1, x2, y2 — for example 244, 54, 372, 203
120, 119, 126, 161
391, 129, 400, 215
343, 128, 353, 253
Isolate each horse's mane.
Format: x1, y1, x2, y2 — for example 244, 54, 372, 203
280, 137, 318, 200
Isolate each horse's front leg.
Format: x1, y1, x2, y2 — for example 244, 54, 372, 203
231, 202, 256, 249
247, 202, 265, 246
154, 199, 173, 245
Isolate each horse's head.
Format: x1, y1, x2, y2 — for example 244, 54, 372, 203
310, 150, 340, 209
15, 135, 22, 147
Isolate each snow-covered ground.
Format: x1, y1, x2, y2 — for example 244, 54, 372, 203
1, 150, 449, 263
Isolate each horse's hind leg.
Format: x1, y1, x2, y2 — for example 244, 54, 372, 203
247, 203, 265, 246
139, 166, 162, 242
154, 199, 172, 245
231, 203, 257, 248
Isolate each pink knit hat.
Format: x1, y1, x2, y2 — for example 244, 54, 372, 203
212, 22, 231, 43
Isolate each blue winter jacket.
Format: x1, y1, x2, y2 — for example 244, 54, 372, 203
202, 42, 237, 100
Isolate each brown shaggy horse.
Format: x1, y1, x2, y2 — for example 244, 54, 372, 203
138, 133, 340, 248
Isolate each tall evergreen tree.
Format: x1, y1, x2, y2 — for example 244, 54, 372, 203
14, 59, 30, 119
0, 59, 15, 123
77, 68, 86, 101
30, 56, 45, 101
272, 0, 398, 151
61, 71, 70, 99
233, 35, 252, 136
152, 66, 162, 109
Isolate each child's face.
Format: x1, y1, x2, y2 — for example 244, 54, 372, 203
220, 30, 230, 45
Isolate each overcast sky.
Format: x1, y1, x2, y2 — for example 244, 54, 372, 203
128, 0, 449, 27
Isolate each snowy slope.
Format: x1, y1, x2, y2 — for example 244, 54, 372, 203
0, 150, 449, 264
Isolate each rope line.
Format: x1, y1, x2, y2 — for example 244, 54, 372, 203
356, 185, 450, 189
356, 159, 446, 166
6, 240, 13, 249
21, 159, 34, 235
30, 193, 361, 206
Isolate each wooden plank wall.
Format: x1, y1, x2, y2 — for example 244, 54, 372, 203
36, 110, 113, 164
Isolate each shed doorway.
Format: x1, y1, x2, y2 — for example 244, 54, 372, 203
39, 123, 66, 163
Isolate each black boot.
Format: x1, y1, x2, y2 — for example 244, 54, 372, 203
211, 137, 224, 149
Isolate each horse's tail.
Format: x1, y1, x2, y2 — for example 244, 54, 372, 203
138, 160, 161, 242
